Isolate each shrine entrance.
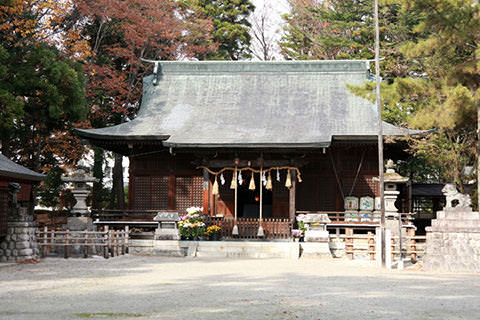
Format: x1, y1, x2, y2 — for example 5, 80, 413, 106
237, 178, 273, 218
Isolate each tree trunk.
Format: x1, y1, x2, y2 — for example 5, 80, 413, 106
477, 100, 480, 211
111, 153, 125, 209
92, 146, 104, 210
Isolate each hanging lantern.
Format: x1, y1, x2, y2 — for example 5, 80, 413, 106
266, 171, 272, 190
230, 169, 237, 189
249, 172, 256, 190
212, 175, 219, 195
285, 170, 292, 188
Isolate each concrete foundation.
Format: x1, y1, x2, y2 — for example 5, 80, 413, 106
128, 240, 330, 259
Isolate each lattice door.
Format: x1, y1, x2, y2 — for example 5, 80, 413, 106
132, 176, 150, 210
175, 176, 204, 214
175, 177, 192, 214
151, 176, 169, 210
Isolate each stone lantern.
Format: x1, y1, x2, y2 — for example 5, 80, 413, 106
383, 160, 409, 219
62, 170, 98, 230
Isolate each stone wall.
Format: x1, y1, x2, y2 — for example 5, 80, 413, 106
0, 215, 39, 262
424, 209, 480, 273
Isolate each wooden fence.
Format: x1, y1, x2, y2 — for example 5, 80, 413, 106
297, 211, 414, 225
204, 216, 292, 240
37, 226, 129, 259
339, 229, 426, 262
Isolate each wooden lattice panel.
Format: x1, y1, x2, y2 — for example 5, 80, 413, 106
132, 176, 150, 210
175, 177, 192, 214
151, 176, 169, 210
192, 176, 204, 207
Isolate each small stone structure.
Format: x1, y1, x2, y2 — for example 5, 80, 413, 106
424, 184, 480, 272
62, 170, 98, 231
62, 169, 98, 217
0, 184, 39, 262
297, 213, 331, 258
153, 211, 180, 240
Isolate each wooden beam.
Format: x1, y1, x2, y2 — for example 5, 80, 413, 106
198, 159, 309, 168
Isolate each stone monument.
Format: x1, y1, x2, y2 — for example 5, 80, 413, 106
297, 213, 331, 258
423, 184, 480, 272
62, 169, 98, 231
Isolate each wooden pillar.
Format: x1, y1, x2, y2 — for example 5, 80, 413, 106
408, 228, 416, 262
346, 228, 353, 260
128, 159, 133, 210
289, 170, 296, 220
368, 231, 375, 260
168, 174, 175, 210
202, 169, 209, 215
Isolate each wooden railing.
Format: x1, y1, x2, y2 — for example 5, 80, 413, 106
91, 209, 165, 221
203, 216, 292, 240
37, 226, 129, 259
297, 211, 414, 225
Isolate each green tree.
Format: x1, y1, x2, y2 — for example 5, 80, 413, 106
0, 43, 87, 169
393, 0, 479, 195
184, 0, 255, 60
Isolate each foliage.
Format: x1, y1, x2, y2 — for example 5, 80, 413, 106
70, 0, 218, 208
205, 225, 222, 240
37, 166, 65, 209
178, 207, 206, 239
183, 0, 255, 60
281, 0, 479, 191
380, 0, 479, 191
0, 0, 87, 175
291, 229, 303, 238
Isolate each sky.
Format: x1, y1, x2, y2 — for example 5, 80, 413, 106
250, 0, 290, 60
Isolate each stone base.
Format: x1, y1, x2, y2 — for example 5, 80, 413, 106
300, 242, 332, 258
424, 209, 480, 273
0, 220, 39, 262
304, 230, 329, 242
329, 240, 345, 258
64, 217, 94, 231
154, 228, 180, 240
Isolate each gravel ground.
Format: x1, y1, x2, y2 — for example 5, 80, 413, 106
0, 256, 479, 320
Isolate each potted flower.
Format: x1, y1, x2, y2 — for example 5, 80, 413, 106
178, 207, 206, 240
205, 225, 222, 241
291, 229, 303, 242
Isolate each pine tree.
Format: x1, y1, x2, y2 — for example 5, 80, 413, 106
184, 0, 255, 60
